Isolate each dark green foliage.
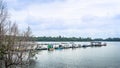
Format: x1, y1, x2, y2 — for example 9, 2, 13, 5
33, 36, 89, 41
33, 36, 120, 41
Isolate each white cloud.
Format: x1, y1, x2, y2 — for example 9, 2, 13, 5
7, 0, 120, 38
10, 0, 120, 20
6, 0, 17, 2
10, 9, 28, 22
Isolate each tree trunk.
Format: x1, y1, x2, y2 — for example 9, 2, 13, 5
5, 61, 8, 68
0, 60, 5, 68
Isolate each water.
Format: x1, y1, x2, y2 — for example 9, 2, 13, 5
29, 42, 120, 68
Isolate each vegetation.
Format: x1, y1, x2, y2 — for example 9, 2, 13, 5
0, 0, 36, 68
33, 36, 120, 41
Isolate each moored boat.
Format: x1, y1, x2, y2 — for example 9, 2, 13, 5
91, 41, 107, 46
48, 44, 54, 51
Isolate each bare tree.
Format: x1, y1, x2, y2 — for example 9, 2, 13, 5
0, 0, 37, 68
0, 0, 8, 68
0, 0, 8, 60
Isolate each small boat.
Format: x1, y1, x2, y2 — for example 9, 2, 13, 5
48, 44, 54, 51
56, 47, 63, 50
91, 41, 107, 46
48, 48, 54, 51
55, 45, 63, 50
36, 44, 48, 50
60, 43, 70, 49
53, 44, 59, 49
82, 45, 90, 47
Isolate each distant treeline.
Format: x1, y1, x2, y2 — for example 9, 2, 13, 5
33, 36, 120, 41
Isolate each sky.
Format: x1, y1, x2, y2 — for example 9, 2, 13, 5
6, 0, 120, 38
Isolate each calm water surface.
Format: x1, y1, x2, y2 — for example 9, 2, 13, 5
30, 42, 120, 68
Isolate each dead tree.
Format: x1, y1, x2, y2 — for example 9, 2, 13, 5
0, 0, 8, 61
0, 0, 37, 68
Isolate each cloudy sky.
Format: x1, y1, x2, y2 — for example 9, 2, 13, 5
6, 0, 120, 38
